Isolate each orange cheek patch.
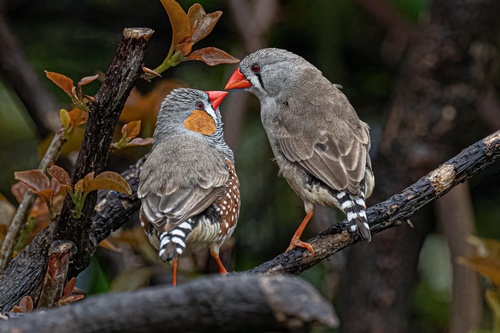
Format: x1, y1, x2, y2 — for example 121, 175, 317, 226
183, 110, 216, 135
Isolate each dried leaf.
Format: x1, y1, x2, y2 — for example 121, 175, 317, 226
84, 171, 132, 195
63, 277, 77, 298
11, 182, 30, 203
57, 294, 84, 306
127, 137, 154, 147
48, 165, 71, 190
60, 109, 70, 129
35, 189, 54, 202
12, 296, 34, 313
186, 47, 240, 66
14, 170, 50, 193
77, 74, 99, 101
45, 71, 74, 96
78, 74, 99, 87
67, 108, 88, 127
74, 178, 86, 193
160, 0, 192, 48
458, 256, 500, 286
177, 41, 193, 56
121, 120, 142, 142
187, 4, 222, 44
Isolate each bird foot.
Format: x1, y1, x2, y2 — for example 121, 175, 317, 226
286, 237, 315, 256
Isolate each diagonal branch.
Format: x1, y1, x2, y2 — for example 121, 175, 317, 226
0, 128, 498, 312
248, 130, 500, 274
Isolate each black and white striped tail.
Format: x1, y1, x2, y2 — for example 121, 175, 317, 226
158, 220, 195, 262
335, 189, 371, 242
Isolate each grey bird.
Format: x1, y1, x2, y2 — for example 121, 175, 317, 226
138, 88, 240, 285
225, 48, 374, 254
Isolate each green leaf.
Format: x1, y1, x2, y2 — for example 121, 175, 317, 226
60, 109, 70, 129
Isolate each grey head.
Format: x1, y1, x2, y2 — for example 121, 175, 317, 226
232, 48, 324, 101
153, 88, 233, 161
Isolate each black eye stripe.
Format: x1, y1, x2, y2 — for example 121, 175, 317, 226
256, 73, 265, 90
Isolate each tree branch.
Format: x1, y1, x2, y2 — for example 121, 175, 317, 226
0, 275, 338, 333
248, 130, 500, 275
0, 27, 153, 311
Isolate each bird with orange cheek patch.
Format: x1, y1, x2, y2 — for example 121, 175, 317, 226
138, 88, 240, 285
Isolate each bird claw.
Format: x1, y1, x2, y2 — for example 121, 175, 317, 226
286, 237, 315, 256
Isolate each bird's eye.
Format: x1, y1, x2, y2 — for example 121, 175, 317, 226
251, 63, 261, 73
196, 101, 205, 109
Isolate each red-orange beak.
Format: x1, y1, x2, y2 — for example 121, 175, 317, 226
206, 90, 228, 110
225, 68, 252, 90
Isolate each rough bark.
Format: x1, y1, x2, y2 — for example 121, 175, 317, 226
0, 27, 153, 311
248, 131, 500, 274
342, 0, 500, 331
0, 275, 338, 333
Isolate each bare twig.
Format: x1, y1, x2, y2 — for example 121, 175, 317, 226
247, 130, 500, 275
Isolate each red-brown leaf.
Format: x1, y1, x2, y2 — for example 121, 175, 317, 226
45, 71, 74, 96
63, 277, 78, 298
12, 296, 34, 313
160, 0, 192, 48
57, 294, 84, 306
121, 120, 142, 142
187, 4, 222, 44
67, 108, 88, 127
186, 47, 240, 66
78, 74, 99, 87
127, 137, 154, 147
84, 171, 132, 195
48, 165, 71, 190
14, 170, 51, 193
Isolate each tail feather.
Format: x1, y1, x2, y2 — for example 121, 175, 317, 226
335, 191, 371, 242
157, 219, 195, 262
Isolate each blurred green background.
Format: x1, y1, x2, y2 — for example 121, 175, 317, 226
1, 0, 499, 332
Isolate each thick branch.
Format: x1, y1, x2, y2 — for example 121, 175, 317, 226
0, 27, 153, 311
52, 27, 154, 275
0, 275, 337, 333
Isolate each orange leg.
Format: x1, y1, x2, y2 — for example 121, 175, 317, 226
210, 249, 228, 276
286, 209, 315, 255
172, 258, 178, 286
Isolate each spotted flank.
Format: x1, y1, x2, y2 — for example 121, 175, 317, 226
158, 220, 195, 262
214, 160, 240, 238
334, 182, 371, 241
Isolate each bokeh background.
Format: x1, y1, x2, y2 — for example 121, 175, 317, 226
1, 0, 499, 332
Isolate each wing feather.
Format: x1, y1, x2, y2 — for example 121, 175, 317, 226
275, 85, 370, 196
138, 137, 229, 231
